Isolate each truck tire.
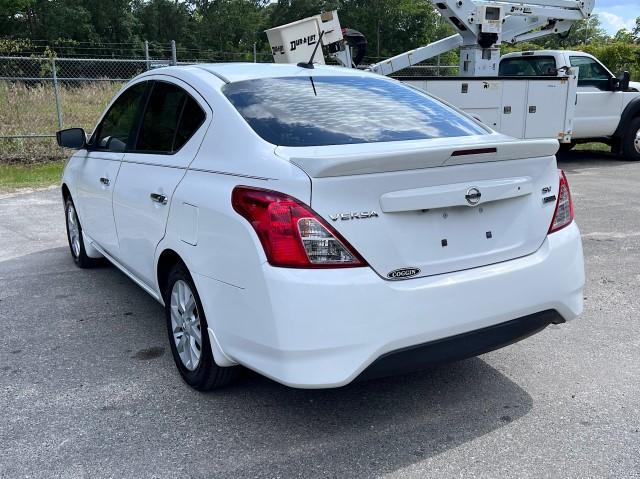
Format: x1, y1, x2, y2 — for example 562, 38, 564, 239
622, 117, 640, 161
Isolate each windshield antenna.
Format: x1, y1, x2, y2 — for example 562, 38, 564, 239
297, 30, 325, 69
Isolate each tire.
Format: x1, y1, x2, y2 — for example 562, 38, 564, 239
621, 117, 640, 161
164, 263, 237, 391
64, 197, 101, 268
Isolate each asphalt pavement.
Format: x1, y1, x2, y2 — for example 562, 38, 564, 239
0, 152, 638, 478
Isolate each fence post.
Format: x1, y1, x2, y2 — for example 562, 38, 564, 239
144, 41, 150, 70
436, 55, 441, 77
253, 43, 257, 63
171, 40, 177, 65
51, 58, 63, 130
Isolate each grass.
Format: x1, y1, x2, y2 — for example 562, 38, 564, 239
0, 159, 65, 190
574, 142, 611, 152
0, 81, 121, 163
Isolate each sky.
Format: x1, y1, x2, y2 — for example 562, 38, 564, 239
593, 0, 639, 34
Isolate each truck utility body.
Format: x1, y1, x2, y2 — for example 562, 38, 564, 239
499, 50, 640, 149
398, 74, 577, 143
267, 2, 640, 160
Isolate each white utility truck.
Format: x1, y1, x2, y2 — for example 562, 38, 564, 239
498, 50, 640, 159
266, 1, 640, 161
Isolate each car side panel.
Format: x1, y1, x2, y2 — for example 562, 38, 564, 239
73, 150, 123, 257
112, 75, 213, 287
157, 149, 311, 365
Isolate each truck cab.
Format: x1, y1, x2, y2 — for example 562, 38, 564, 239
500, 50, 640, 160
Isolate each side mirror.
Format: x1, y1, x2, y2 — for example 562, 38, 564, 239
619, 71, 630, 91
56, 128, 86, 149
608, 76, 621, 91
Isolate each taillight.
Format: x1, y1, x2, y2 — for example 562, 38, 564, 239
548, 169, 574, 234
231, 186, 367, 268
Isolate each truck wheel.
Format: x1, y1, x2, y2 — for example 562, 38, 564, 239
622, 117, 640, 161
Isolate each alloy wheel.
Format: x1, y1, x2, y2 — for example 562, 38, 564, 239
66, 203, 81, 258
170, 280, 202, 371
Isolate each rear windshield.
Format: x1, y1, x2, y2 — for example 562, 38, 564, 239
499, 56, 557, 76
222, 75, 487, 147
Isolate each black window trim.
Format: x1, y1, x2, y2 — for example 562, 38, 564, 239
127, 80, 207, 156
87, 80, 151, 153
88, 79, 207, 156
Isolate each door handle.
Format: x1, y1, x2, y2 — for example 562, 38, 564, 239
150, 193, 168, 205
99, 177, 110, 186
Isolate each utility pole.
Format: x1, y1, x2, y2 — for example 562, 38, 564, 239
144, 41, 150, 70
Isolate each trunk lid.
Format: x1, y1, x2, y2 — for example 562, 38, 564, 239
276, 136, 560, 279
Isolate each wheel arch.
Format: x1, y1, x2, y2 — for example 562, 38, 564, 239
613, 97, 640, 139
61, 183, 71, 202
156, 248, 185, 300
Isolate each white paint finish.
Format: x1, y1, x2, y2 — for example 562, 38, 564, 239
572, 89, 623, 138
500, 50, 640, 141
178, 203, 199, 246
112, 161, 185, 286
61, 63, 585, 388
404, 76, 578, 142
379, 176, 532, 212
72, 150, 123, 257
210, 223, 584, 388
524, 79, 576, 139
500, 81, 527, 138
280, 136, 559, 178
301, 155, 558, 279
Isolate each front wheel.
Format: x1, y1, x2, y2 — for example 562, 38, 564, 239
64, 197, 101, 268
621, 117, 640, 161
164, 264, 237, 391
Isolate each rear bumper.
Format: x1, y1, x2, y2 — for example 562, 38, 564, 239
357, 309, 563, 382
195, 221, 584, 388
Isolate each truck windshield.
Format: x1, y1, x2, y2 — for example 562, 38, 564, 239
222, 75, 487, 147
499, 56, 557, 76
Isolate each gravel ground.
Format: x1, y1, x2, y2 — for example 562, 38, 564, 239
0, 151, 638, 478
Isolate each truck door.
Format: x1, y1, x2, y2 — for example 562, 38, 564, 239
570, 55, 623, 139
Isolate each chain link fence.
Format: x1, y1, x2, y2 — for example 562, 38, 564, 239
0, 52, 456, 163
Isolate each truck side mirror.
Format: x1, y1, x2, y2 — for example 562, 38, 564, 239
56, 128, 87, 149
619, 71, 630, 91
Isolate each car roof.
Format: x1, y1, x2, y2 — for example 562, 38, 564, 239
164, 62, 380, 84
501, 50, 592, 58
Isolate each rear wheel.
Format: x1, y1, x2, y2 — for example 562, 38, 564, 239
621, 117, 640, 161
164, 263, 237, 391
64, 197, 100, 268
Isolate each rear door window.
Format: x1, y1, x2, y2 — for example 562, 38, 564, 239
499, 56, 557, 76
223, 75, 487, 147
134, 81, 206, 153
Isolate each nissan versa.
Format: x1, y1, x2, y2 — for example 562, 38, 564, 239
57, 63, 585, 390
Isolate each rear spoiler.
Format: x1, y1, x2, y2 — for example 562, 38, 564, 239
278, 138, 559, 178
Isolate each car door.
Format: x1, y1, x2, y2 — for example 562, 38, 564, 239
570, 55, 623, 138
112, 78, 209, 286
75, 81, 148, 257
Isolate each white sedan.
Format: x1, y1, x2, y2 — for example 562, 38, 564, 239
57, 63, 585, 390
